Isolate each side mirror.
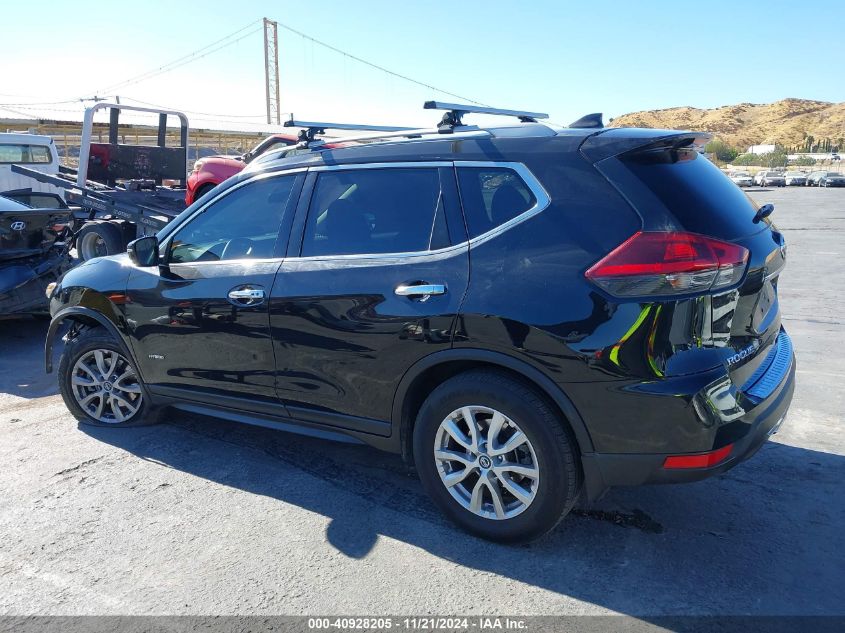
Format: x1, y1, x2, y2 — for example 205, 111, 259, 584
127, 235, 160, 267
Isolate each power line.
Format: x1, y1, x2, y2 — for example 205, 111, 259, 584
85, 20, 263, 97
4, 19, 494, 125
271, 19, 491, 107
0, 104, 83, 115
0, 99, 79, 106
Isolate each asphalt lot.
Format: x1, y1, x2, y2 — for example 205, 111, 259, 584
0, 186, 843, 618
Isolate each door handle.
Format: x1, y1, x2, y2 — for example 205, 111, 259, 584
395, 283, 446, 301
227, 287, 265, 306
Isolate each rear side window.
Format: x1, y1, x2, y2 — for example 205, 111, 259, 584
456, 167, 536, 239
302, 168, 446, 256
0, 144, 52, 164
169, 175, 296, 263
623, 149, 764, 239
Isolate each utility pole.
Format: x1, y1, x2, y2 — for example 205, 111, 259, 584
263, 17, 280, 125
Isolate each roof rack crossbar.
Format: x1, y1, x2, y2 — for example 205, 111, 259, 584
284, 118, 418, 145
423, 101, 549, 132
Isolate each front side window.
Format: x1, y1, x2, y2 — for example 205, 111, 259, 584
0, 144, 52, 164
168, 175, 296, 263
301, 168, 447, 256
456, 167, 535, 239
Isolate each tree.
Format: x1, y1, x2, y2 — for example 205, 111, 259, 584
793, 156, 817, 166
704, 139, 738, 162
732, 153, 760, 166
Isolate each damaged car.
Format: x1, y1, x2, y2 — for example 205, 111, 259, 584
0, 192, 72, 316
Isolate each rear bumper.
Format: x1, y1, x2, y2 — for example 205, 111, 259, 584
581, 352, 795, 497
0, 253, 70, 315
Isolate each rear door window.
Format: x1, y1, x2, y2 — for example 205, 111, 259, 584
301, 168, 447, 256
456, 167, 536, 239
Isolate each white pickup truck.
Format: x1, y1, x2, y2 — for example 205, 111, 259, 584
0, 133, 64, 199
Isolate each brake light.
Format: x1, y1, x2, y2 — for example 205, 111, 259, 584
585, 231, 749, 297
663, 444, 733, 469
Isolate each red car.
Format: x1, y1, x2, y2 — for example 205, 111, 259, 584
185, 134, 349, 205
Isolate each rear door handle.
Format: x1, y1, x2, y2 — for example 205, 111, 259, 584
395, 283, 446, 301
227, 286, 265, 306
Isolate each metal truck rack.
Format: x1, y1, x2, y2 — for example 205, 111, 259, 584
12, 102, 189, 260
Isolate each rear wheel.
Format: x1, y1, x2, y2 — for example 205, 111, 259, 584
76, 221, 126, 261
413, 370, 581, 543
58, 327, 158, 427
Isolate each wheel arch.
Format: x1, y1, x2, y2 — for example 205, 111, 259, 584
45, 306, 137, 375
392, 349, 595, 465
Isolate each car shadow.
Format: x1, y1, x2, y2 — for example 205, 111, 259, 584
0, 316, 58, 400
82, 411, 845, 616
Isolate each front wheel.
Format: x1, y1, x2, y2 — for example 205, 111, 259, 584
58, 327, 157, 426
413, 370, 581, 543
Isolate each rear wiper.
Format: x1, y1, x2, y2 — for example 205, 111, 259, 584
753, 203, 774, 223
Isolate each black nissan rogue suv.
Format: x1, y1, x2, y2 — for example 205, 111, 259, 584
46, 105, 795, 542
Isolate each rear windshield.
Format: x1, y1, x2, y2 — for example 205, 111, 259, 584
0, 144, 52, 164
624, 148, 765, 239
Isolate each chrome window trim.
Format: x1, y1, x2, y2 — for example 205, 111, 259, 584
167, 257, 284, 268
454, 161, 551, 249
290, 160, 550, 262
159, 168, 307, 262
162, 160, 551, 265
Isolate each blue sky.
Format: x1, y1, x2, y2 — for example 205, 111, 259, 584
1, 0, 843, 131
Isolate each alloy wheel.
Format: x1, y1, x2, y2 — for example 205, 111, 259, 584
433, 405, 539, 520
71, 349, 142, 423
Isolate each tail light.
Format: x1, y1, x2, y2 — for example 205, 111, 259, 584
585, 231, 749, 297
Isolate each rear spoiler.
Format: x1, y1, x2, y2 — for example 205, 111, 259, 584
579, 129, 712, 164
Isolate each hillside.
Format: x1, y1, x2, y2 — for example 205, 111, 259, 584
609, 98, 845, 150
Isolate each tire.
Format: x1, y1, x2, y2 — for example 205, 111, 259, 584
75, 221, 126, 261
195, 183, 217, 200
58, 327, 158, 427
413, 370, 581, 543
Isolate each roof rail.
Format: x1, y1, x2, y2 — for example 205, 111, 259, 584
283, 118, 418, 145
423, 101, 549, 133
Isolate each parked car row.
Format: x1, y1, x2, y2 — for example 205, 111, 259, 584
806, 170, 845, 187
727, 169, 845, 187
